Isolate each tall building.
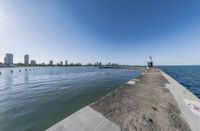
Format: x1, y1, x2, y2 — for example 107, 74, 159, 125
31, 60, 36, 65
49, 60, 53, 66
65, 60, 68, 66
60, 61, 63, 65
24, 54, 29, 65
4, 53, 13, 66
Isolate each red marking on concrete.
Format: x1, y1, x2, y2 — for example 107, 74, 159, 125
184, 99, 200, 117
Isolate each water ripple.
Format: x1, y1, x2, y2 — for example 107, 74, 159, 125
0, 67, 141, 131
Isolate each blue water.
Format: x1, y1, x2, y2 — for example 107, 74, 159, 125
0, 67, 141, 131
158, 66, 200, 99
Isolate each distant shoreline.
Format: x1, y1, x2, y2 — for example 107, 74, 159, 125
0, 65, 145, 69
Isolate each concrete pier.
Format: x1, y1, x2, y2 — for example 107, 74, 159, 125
47, 68, 200, 131
161, 71, 200, 131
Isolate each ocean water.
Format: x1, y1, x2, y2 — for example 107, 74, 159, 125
0, 67, 141, 131
158, 66, 200, 99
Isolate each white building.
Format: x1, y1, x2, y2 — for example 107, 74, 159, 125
24, 54, 29, 65
4, 53, 13, 66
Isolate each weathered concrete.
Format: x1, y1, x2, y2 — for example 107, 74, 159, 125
46, 106, 120, 131
92, 68, 191, 131
47, 68, 200, 131
161, 71, 200, 131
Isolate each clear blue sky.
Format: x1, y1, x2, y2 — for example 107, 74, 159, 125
0, 0, 200, 65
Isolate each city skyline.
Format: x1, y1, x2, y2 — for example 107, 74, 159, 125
0, 1, 200, 65
0, 53, 107, 66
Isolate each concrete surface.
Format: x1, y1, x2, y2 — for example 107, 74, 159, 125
46, 106, 120, 131
47, 68, 200, 131
92, 68, 191, 131
161, 70, 200, 131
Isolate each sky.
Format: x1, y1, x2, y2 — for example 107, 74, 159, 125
0, 0, 200, 65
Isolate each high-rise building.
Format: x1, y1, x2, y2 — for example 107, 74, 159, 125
65, 60, 68, 66
31, 60, 36, 65
24, 54, 29, 65
49, 60, 53, 66
60, 61, 63, 65
4, 53, 13, 66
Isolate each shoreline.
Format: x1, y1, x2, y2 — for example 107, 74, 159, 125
47, 68, 199, 131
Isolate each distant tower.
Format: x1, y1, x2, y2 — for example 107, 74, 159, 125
24, 54, 29, 65
147, 56, 153, 68
65, 60, 68, 66
31, 60, 36, 65
4, 53, 13, 66
49, 60, 53, 66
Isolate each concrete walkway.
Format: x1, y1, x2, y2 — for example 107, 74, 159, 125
161, 71, 200, 131
46, 106, 120, 131
92, 68, 191, 131
47, 68, 200, 131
